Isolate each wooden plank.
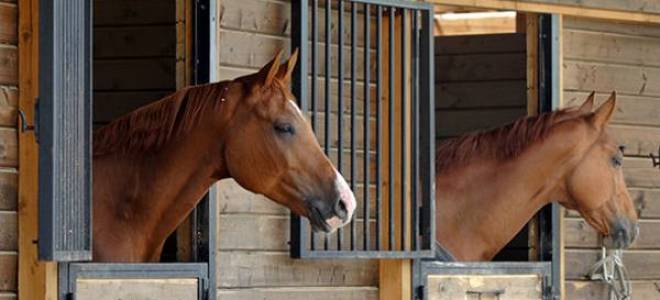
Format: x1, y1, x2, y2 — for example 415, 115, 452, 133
525, 0, 660, 15
436, 53, 526, 82
0, 171, 16, 211
563, 61, 660, 97
219, 214, 376, 252
0, 293, 16, 300
436, 81, 526, 109
608, 125, 660, 157
94, 0, 175, 26
564, 16, 660, 38
93, 91, 173, 123
566, 249, 660, 280
565, 218, 660, 249
427, 0, 660, 24
0, 87, 16, 127
434, 14, 517, 36
427, 274, 542, 299
565, 91, 660, 127
623, 157, 660, 189
93, 26, 176, 58
220, 0, 375, 47
218, 29, 374, 81
17, 0, 58, 297
0, 47, 16, 86
218, 287, 378, 300
564, 30, 660, 67
0, 213, 15, 251
217, 251, 377, 288
435, 33, 525, 55
0, 4, 17, 45
0, 254, 16, 292
0, 129, 16, 168
436, 108, 527, 137
94, 58, 175, 90
566, 280, 660, 299
77, 278, 198, 300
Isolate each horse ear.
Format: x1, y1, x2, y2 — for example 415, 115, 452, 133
578, 91, 595, 114
258, 49, 284, 86
276, 48, 299, 84
591, 91, 616, 129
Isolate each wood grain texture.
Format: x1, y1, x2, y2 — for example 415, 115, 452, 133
77, 278, 198, 300
0, 47, 16, 86
0, 129, 16, 168
566, 249, 660, 280
623, 157, 660, 189
565, 218, 660, 249
427, 274, 542, 299
0, 213, 16, 251
563, 61, 660, 97
564, 29, 660, 67
435, 33, 525, 55
566, 280, 660, 300
436, 81, 526, 109
0, 87, 17, 127
218, 287, 378, 300
567, 188, 660, 219
94, 0, 175, 26
436, 53, 526, 82
564, 16, 660, 38
94, 59, 175, 91
0, 3, 16, 45
565, 91, 660, 127
0, 171, 16, 211
0, 254, 16, 292
217, 251, 378, 288
94, 26, 176, 58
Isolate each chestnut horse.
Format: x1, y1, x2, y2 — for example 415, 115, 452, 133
436, 92, 639, 261
92, 50, 356, 262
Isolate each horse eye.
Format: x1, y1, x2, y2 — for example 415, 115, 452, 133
611, 156, 622, 167
274, 122, 295, 135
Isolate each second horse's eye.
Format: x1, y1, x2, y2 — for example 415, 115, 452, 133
611, 156, 622, 167
274, 122, 295, 135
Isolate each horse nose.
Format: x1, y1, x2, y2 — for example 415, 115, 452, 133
334, 198, 348, 221
611, 219, 637, 249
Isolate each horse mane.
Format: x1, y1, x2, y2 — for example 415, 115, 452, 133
436, 108, 582, 172
93, 81, 229, 156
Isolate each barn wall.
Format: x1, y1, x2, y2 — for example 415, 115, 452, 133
0, 0, 18, 298
434, 33, 529, 260
92, 0, 177, 127
214, 0, 378, 298
562, 16, 660, 299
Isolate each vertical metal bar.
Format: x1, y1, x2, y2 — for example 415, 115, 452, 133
337, 0, 344, 251
419, 7, 435, 252
363, 2, 371, 251
349, 1, 357, 251
550, 14, 562, 300
309, 0, 319, 252
324, 0, 331, 250
289, 0, 309, 258
400, 9, 407, 251
388, 7, 395, 251
411, 9, 419, 251
375, 5, 383, 251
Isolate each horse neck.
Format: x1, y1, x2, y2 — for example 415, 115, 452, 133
436, 120, 591, 261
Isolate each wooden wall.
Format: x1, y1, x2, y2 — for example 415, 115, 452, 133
0, 0, 18, 298
434, 33, 529, 260
215, 0, 379, 298
562, 16, 660, 299
92, 0, 177, 127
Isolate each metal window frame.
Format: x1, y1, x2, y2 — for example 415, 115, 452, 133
290, 0, 436, 260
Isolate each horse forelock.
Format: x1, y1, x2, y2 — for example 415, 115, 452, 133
93, 81, 229, 156
436, 108, 583, 172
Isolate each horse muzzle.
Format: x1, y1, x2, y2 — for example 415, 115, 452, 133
603, 218, 639, 249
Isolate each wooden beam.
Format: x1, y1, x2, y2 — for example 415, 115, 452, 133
524, 12, 539, 262
17, 0, 58, 298
426, 0, 660, 24
435, 12, 517, 36
379, 10, 412, 300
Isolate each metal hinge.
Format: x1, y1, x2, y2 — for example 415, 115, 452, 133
17, 98, 39, 143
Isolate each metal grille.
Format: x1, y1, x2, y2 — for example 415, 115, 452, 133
291, 0, 435, 258
39, 0, 92, 261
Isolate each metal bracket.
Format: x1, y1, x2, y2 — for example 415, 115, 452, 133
17, 98, 39, 143
18, 110, 35, 132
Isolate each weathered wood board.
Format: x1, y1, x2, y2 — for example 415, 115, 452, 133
427, 274, 543, 300
76, 278, 198, 300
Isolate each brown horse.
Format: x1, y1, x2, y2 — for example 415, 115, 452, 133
92, 50, 356, 262
436, 92, 639, 261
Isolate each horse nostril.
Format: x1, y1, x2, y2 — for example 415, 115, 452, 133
335, 199, 348, 219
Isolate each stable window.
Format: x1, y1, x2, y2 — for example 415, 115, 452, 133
37, 0, 217, 299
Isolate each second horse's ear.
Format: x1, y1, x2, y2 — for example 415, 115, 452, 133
256, 49, 284, 86
578, 91, 596, 114
590, 91, 616, 130
276, 48, 299, 85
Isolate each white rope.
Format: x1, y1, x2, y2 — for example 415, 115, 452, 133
587, 246, 631, 300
